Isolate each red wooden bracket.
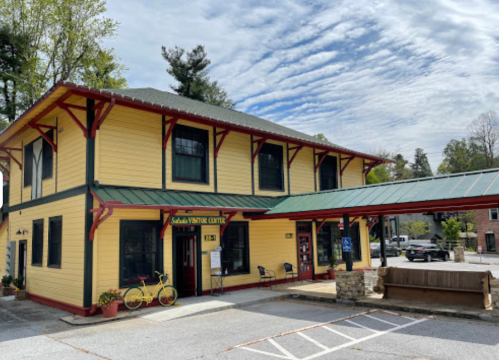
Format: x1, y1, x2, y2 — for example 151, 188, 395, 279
3, 176, 8, 181
314, 151, 328, 173
1, 147, 22, 152
288, 145, 303, 169
1, 148, 22, 170
0, 163, 9, 177
91, 98, 115, 138
30, 124, 57, 152
163, 117, 179, 150
363, 161, 381, 176
220, 211, 237, 236
58, 102, 88, 138
367, 217, 379, 231
28, 90, 73, 126
349, 217, 359, 227
215, 129, 230, 158
316, 219, 327, 234
89, 208, 103, 241
340, 156, 355, 176
161, 210, 178, 239
64, 103, 87, 112
251, 138, 267, 163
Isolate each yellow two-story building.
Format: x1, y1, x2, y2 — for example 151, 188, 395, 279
0, 82, 387, 315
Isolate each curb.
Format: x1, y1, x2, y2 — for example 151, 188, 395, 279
290, 293, 499, 322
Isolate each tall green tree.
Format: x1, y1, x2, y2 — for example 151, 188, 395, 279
467, 111, 499, 168
400, 220, 431, 239
0, 0, 125, 119
313, 133, 331, 143
442, 218, 462, 241
392, 153, 413, 181
80, 49, 127, 89
161, 44, 235, 109
438, 138, 487, 174
411, 148, 432, 178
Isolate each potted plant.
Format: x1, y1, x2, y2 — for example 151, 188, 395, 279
1, 275, 13, 296
327, 253, 337, 280
13, 275, 26, 300
98, 289, 123, 318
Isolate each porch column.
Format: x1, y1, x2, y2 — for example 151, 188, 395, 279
379, 215, 387, 267
343, 213, 353, 271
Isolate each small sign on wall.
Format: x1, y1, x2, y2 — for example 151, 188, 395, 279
210, 251, 221, 269
285, 233, 293, 239
201, 251, 208, 255
204, 234, 216, 242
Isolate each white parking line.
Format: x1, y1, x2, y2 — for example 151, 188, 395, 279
321, 325, 356, 341
297, 332, 328, 350
365, 314, 400, 327
345, 319, 380, 332
269, 339, 298, 359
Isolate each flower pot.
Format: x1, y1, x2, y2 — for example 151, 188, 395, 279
327, 269, 336, 280
102, 300, 119, 318
15, 289, 27, 301
2, 287, 13, 296
323, 274, 329, 280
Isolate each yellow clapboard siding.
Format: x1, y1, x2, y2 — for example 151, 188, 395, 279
289, 146, 315, 194
217, 131, 252, 195
96, 105, 162, 189
165, 119, 215, 193
8, 195, 85, 306
342, 157, 365, 188
57, 106, 87, 192
0, 221, 8, 275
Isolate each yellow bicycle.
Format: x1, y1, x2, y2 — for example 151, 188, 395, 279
123, 271, 178, 310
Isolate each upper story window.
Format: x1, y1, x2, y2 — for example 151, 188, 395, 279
24, 130, 54, 199
490, 209, 498, 220
172, 125, 209, 184
259, 143, 284, 191
320, 155, 338, 191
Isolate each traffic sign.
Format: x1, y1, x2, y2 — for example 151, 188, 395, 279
342, 237, 351, 252
478, 245, 482, 253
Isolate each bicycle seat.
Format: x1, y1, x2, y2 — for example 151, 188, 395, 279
138, 277, 147, 281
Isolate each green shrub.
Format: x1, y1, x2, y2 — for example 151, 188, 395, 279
1, 274, 12, 287
12, 275, 24, 290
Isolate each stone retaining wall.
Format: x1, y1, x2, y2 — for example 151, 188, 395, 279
335, 271, 365, 300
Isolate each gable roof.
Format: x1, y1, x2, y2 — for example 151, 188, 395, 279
0, 82, 388, 163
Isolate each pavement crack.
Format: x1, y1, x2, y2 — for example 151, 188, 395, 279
42, 333, 112, 360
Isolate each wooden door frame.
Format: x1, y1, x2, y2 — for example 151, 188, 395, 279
172, 226, 202, 296
296, 222, 314, 280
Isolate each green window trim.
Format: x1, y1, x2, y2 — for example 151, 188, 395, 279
47, 216, 62, 268
220, 221, 250, 276
31, 219, 44, 267
258, 143, 284, 191
319, 155, 338, 191
172, 124, 210, 185
119, 220, 163, 288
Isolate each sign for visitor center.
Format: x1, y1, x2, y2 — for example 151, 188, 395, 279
171, 216, 227, 225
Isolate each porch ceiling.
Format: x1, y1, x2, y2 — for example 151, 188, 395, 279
249, 168, 499, 220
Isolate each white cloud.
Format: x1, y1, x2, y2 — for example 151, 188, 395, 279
105, 0, 499, 171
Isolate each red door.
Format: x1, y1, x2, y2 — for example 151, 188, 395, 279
177, 235, 197, 297
298, 234, 313, 280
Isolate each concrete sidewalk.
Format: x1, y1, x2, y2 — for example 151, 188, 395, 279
62, 288, 288, 325
274, 280, 499, 322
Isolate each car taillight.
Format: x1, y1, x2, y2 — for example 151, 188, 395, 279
370, 248, 374, 251
418, 249, 425, 253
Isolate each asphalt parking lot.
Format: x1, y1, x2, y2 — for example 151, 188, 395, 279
2, 299, 499, 359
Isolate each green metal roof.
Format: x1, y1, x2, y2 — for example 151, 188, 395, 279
91, 187, 274, 211
265, 168, 499, 216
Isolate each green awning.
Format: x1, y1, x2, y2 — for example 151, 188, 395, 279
261, 168, 499, 218
91, 187, 273, 212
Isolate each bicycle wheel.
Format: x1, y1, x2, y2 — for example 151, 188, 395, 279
157, 285, 178, 307
124, 287, 144, 310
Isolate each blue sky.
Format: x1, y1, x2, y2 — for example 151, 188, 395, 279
105, 0, 499, 171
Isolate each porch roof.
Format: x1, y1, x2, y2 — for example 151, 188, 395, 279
251, 168, 499, 220
90, 186, 273, 212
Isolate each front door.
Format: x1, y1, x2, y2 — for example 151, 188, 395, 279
298, 234, 313, 280
486, 233, 496, 252
175, 234, 197, 297
18, 240, 27, 287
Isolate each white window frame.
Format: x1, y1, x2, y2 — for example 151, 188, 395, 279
490, 209, 498, 221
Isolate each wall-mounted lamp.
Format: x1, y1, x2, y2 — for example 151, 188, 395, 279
185, 210, 193, 214
16, 228, 28, 235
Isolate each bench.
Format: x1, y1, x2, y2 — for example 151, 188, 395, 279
381, 267, 494, 309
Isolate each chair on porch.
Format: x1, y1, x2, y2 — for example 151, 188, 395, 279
257, 266, 277, 287
284, 263, 299, 284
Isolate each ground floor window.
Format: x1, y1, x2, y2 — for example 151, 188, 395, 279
120, 220, 162, 287
220, 222, 249, 275
47, 216, 62, 268
32, 219, 44, 266
317, 222, 361, 265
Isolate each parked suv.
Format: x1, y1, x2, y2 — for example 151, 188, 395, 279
370, 244, 401, 258
391, 235, 411, 249
405, 244, 450, 262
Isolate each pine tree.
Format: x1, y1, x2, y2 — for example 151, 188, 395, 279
411, 148, 433, 178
